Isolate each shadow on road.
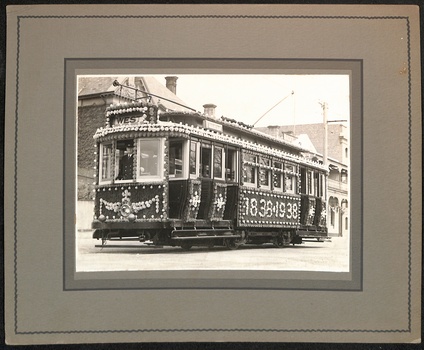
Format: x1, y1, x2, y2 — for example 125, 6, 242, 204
91, 242, 327, 255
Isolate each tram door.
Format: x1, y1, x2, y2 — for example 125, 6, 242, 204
197, 143, 213, 219
223, 147, 239, 220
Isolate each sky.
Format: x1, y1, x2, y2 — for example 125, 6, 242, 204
153, 74, 350, 127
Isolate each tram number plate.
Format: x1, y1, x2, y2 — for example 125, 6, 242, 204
240, 196, 299, 224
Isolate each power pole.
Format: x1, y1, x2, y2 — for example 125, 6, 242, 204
319, 101, 329, 168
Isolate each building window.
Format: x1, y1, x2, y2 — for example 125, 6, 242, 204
329, 196, 339, 228
341, 170, 348, 184
329, 168, 340, 181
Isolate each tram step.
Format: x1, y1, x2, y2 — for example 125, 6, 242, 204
172, 228, 231, 233
171, 234, 241, 240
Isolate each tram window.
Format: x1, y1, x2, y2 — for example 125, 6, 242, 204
308, 170, 313, 195
213, 146, 224, 179
285, 175, 297, 194
300, 167, 307, 194
243, 153, 257, 186
273, 162, 283, 191
284, 164, 297, 194
259, 157, 271, 189
136, 138, 163, 181
169, 140, 184, 177
225, 148, 238, 182
200, 145, 212, 178
189, 141, 198, 176
314, 172, 320, 197
99, 143, 113, 183
115, 140, 135, 181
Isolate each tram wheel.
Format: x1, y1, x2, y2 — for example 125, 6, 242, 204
224, 238, 239, 250
272, 237, 284, 248
180, 242, 192, 251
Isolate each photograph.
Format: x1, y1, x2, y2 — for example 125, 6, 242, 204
5, 4, 420, 344
76, 74, 351, 272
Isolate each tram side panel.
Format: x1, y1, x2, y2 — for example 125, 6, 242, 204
168, 179, 202, 222
168, 179, 229, 224
92, 183, 168, 238
237, 187, 301, 229
298, 194, 327, 238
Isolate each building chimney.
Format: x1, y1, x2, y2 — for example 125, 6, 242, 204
165, 76, 178, 95
203, 103, 217, 117
267, 125, 280, 138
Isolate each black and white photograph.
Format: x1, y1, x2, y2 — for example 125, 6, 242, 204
76, 74, 351, 272
5, 4, 421, 345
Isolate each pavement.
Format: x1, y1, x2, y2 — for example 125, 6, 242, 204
76, 230, 350, 272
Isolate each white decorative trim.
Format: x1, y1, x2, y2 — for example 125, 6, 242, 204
94, 122, 326, 170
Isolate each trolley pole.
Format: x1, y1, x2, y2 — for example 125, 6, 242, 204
252, 91, 294, 127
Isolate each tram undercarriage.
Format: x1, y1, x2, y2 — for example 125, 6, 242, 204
92, 222, 324, 250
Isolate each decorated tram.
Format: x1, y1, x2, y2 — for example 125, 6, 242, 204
92, 82, 328, 249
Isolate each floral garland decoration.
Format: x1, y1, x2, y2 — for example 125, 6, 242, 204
209, 183, 227, 221
188, 191, 201, 211
98, 188, 161, 221
183, 180, 201, 222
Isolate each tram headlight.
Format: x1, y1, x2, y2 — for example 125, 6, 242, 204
120, 204, 133, 217
98, 215, 106, 222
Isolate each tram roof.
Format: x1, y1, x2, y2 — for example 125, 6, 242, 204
94, 107, 326, 170
160, 110, 310, 154
94, 121, 325, 170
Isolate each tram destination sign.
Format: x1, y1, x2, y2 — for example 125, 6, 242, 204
203, 120, 223, 133
108, 105, 158, 126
